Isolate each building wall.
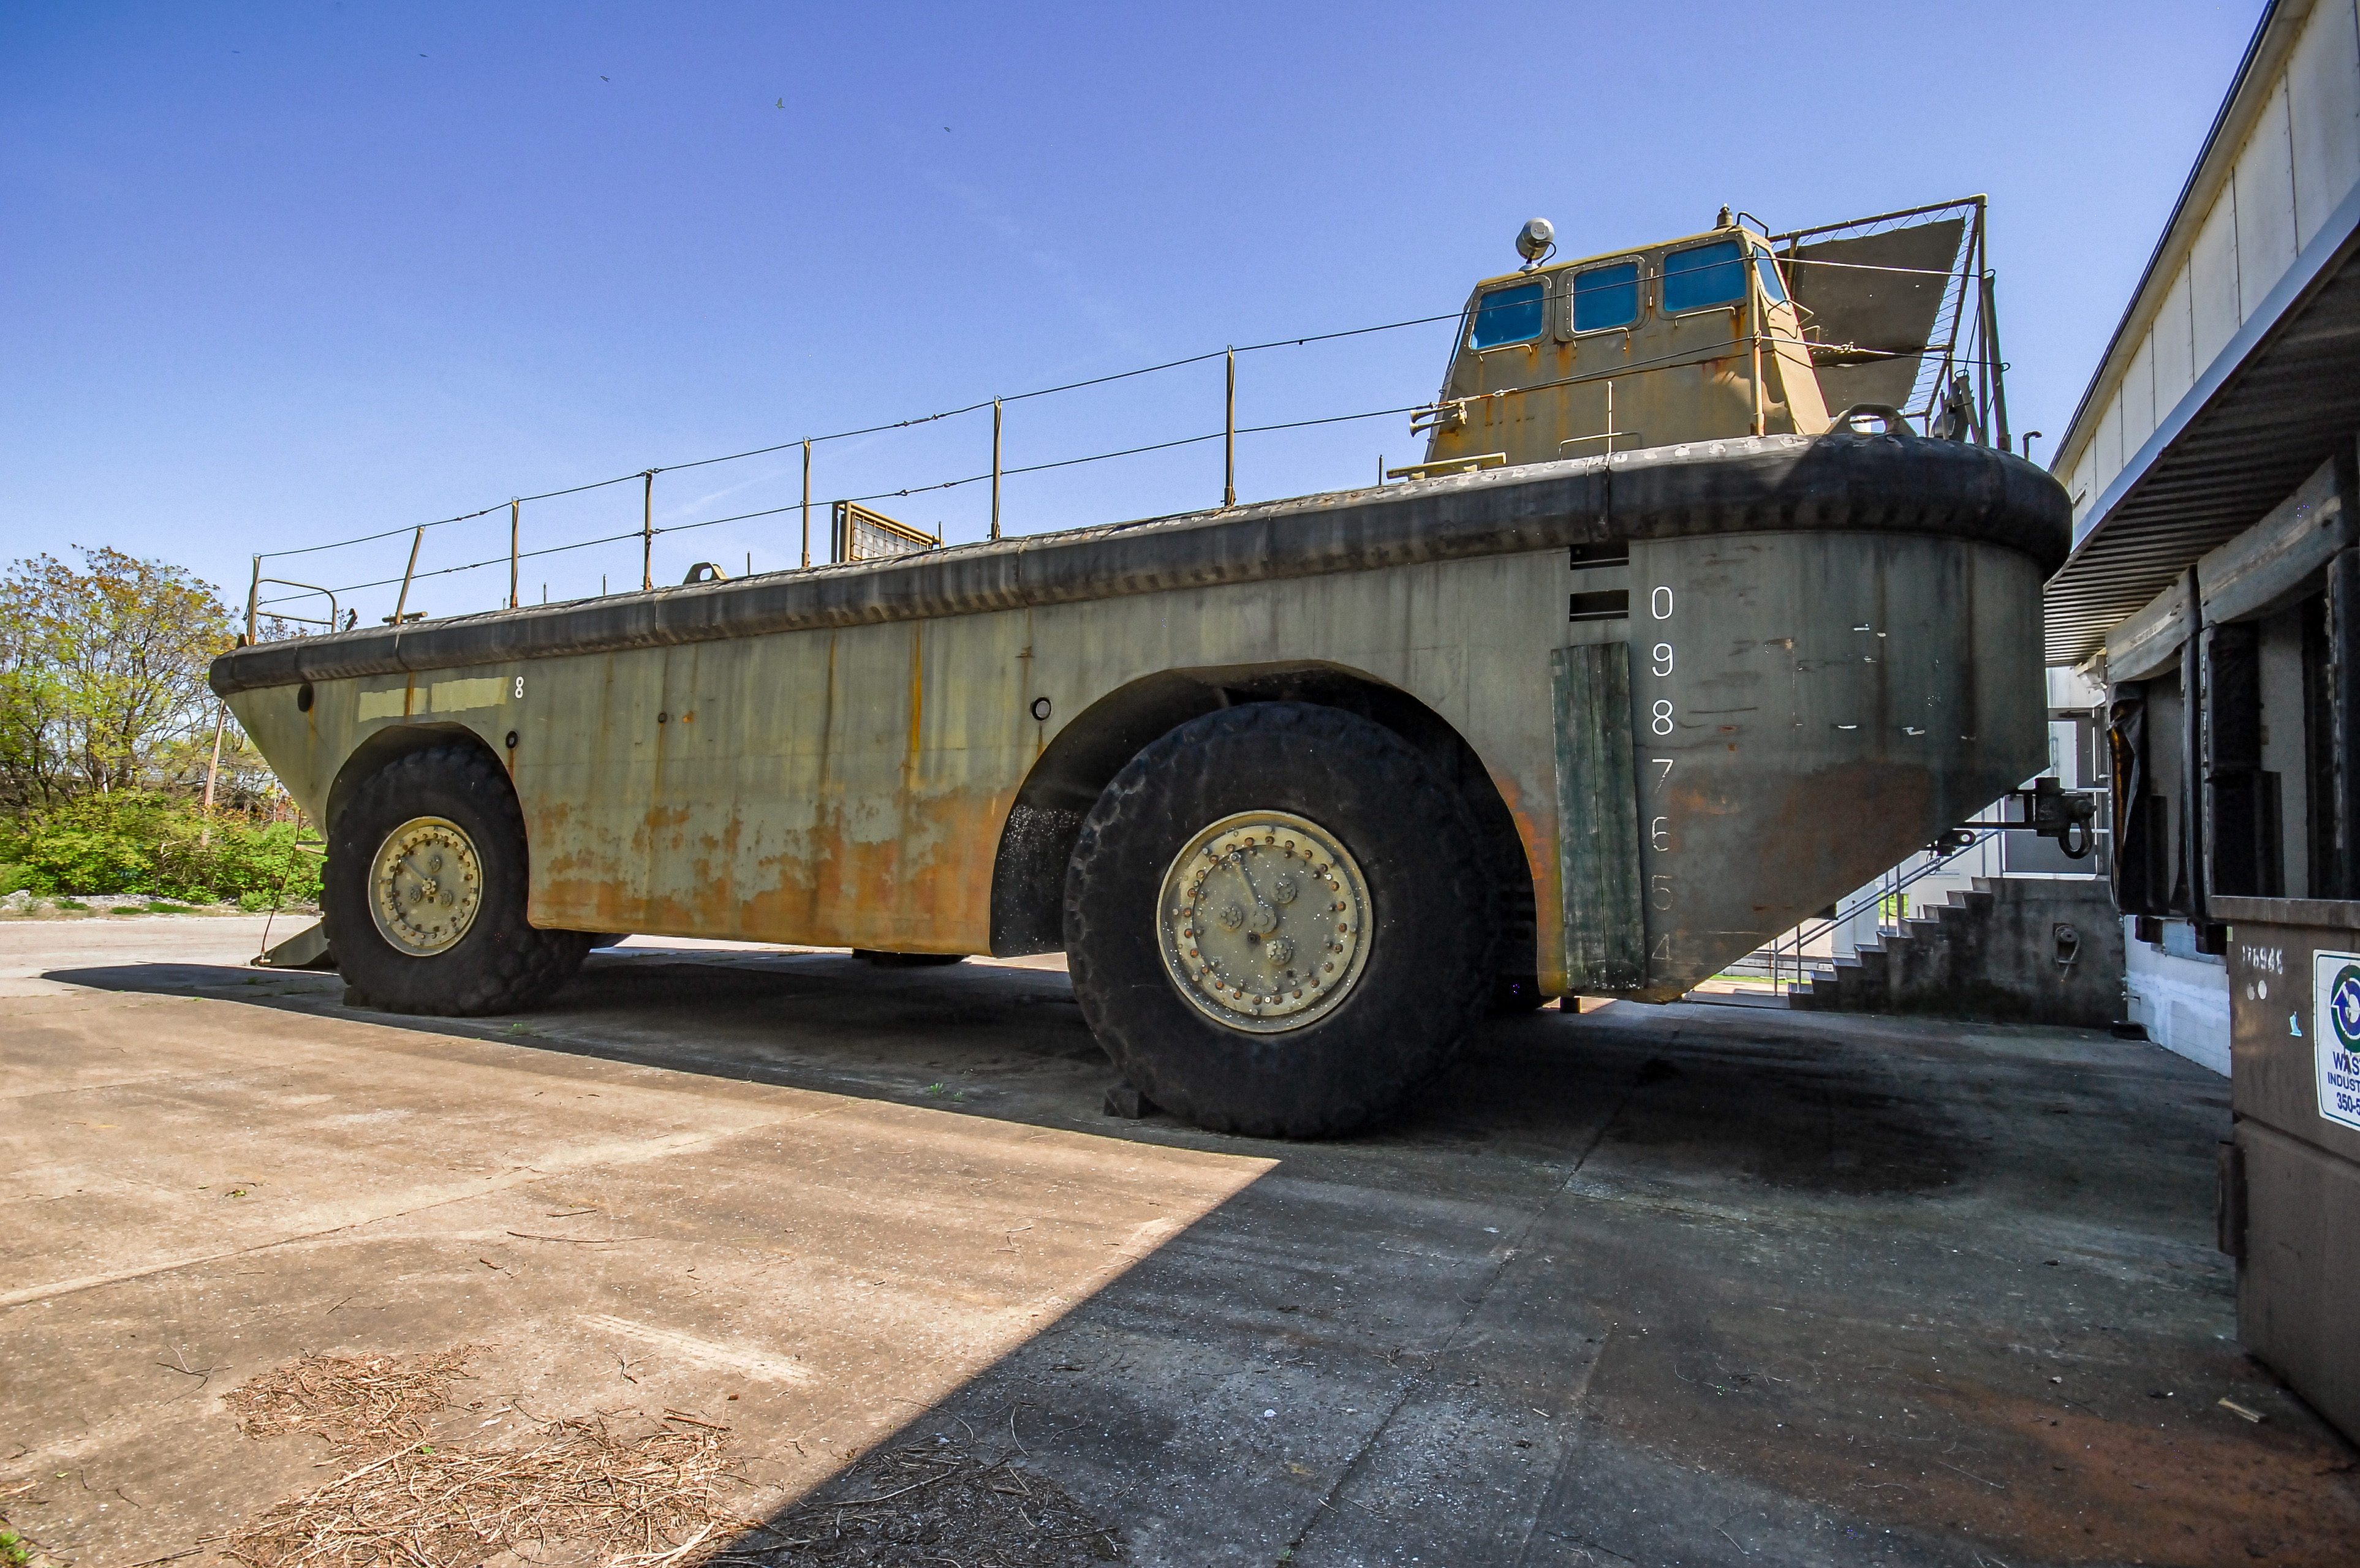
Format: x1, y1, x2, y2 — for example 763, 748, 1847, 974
2124, 919, 2234, 1074
2060, 1, 2360, 533
2044, 0, 2360, 1451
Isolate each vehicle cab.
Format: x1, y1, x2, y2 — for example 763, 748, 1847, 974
1409, 211, 1831, 475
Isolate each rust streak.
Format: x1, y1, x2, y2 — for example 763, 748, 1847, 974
905, 622, 925, 790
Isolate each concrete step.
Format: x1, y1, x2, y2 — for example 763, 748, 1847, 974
1791, 956, 1852, 1011
1807, 873, 2120, 1026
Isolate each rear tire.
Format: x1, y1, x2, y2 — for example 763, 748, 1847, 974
325, 744, 591, 1015
1064, 703, 1497, 1138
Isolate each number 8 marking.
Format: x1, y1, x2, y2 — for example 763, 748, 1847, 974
1651, 699, 1674, 735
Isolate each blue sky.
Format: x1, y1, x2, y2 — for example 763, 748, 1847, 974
4, 1, 2260, 625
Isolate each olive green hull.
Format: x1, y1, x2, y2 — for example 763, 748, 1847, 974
215, 432, 2068, 998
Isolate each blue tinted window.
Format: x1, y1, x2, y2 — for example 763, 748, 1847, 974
1662, 239, 1747, 312
1572, 262, 1640, 331
1755, 250, 1788, 303
1470, 282, 1546, 348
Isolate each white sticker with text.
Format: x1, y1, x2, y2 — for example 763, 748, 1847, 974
2312, 949, 2360, 1133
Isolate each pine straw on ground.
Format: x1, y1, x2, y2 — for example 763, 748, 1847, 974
220, 1348, 744, 1568
217, 1352, 1121, 1568
225, 1347, 483, 1463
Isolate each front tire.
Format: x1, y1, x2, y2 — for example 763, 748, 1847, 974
325, 744, 591, 1015
1064, 703, 1497, 1138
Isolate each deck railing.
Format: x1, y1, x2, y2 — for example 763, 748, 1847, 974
241, 200, 2011, 639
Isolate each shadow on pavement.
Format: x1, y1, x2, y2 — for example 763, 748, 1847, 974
47, 951, 1965, 1183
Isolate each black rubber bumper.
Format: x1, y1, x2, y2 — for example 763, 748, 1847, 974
211, 431, 2068, 699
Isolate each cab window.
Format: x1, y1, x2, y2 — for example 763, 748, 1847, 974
1755, 250, 1788, 304
1662, 239, 1747, 312
1470, 282, 1546, 348
1571, 261, 1640, 331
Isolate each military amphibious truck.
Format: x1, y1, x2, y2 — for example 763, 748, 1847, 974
211, 202, 2067, 1137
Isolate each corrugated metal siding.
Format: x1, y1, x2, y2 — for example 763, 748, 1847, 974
2056, 2, 2360, 539
2042, 242, 2360, 662
2293, 6, 2360, 241
2190, 187, 2245, 382
2124, 335, 2158, 456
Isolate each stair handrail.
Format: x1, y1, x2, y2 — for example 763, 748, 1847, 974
1757, 829, 2000, 995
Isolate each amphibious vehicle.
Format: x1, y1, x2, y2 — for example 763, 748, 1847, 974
213, 200, 2067, 1137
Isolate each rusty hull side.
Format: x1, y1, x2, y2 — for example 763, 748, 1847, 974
1624, 530, 2043, 997
230, 549, 1575, 956
229, 525, 2044, 997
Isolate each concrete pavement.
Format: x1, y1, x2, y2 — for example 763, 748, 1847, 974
1, 916, 2354, 1566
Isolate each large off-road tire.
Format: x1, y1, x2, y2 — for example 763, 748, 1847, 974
325, 744, 592, 1015
1064, 703, 1498, 1138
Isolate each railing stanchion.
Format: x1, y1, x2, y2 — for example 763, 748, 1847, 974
991, 398, 1003, 541
801, 440, 812, 569
1983, 266, 2010, 453
640, 470, 655, 591
1749, 257, 1765, 437
245, 556, 260, 643
392, 527, 424, 625
508, 499, 520, 609
1223, 347, 1237, 508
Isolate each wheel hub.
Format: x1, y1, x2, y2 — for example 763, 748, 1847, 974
369, 816, 483, 957
1158, 811, 1370, 1033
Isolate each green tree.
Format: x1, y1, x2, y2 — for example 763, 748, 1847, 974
0, 547, 235, 810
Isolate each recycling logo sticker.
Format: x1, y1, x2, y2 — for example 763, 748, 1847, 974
2313, 950, 2360, 1133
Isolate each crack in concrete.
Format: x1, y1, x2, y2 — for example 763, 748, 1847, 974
1287, 1069, 1643, 1558
0, 1114, 834, 1309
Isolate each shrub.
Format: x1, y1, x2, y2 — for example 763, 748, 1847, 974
186, 817, 325, 906
3, 797, 156, 894
0, 791, 322, 905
